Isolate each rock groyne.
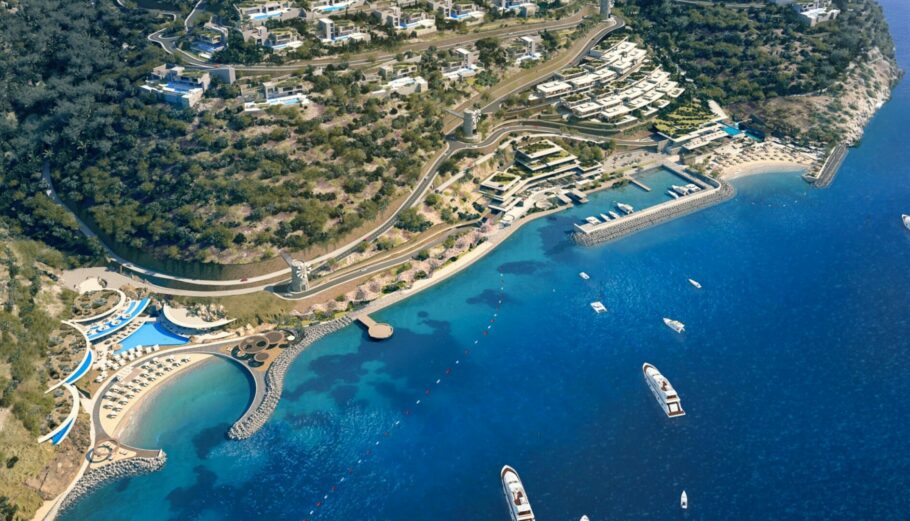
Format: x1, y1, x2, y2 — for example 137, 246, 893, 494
58, 451, 166, 515
227, 317, 352, 440
573, 180, 735, 246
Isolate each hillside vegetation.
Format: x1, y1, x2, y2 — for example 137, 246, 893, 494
625, 0, 896, 142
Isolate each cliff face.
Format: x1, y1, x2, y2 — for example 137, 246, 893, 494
735, 47, 901, 146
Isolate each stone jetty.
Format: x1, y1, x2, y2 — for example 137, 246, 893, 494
574, 176, 735, 246
58, 451, 166, 515
227, 317, 352, 440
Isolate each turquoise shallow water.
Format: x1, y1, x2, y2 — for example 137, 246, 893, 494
62, 2, 910, 519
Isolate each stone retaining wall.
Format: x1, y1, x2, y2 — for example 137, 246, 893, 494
812, 144, 848, 189
227, 317, 353, 440
573, 180, 735, 246
58, 452, 166, 515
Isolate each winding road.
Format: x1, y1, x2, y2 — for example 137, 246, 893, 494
53, 11, 629, 296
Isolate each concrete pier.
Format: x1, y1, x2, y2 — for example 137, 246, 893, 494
357, 315, 394, 340
630, 178, 652, 192
811, 143, 848, 189
573, 167, 734, 246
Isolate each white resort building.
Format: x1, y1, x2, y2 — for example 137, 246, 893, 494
141, 64, 211, 108
375, 6, 437, 34
494, 0, 537, 17
318, 18, 371, 44
432, 0, 485, 24
244, 79, 311, 111
307, 0, 365, 17
263, 27, 304, 51
235, 0, 301, 25
371, 76, 429, 98
480, 139, 600, 213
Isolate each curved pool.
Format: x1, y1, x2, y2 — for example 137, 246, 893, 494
116, 322, 188, 354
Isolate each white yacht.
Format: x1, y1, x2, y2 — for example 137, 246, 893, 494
617, 202, 634, 215
579, 272, 590, 280
591, 301, 608, 313
667, 190, 680, 199
585, 216, 601, 225
642, 363, 686, 417
688, 278, 702, 289
608, 210, 621, 219
902, 214, 910, 231
686, 183, 701, 192
681, 490, 688, 510
663, 317, 685, 333
671, 185, 689, 196
501, 465, 535, 521
580, 517, 590, 521
600, 213, 612, 222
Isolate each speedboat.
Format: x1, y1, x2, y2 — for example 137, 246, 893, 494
608, 210, 621, 219
903, 214, 910, 231
502, 465, 535, 521
579, 272, 590, 280
600, 213, 612, 221
681, 490, 688, 509
642, 363, 686, 417
590, 301, 608, 314
688, 278, 702, 289
580, 517, 590, 521
663, 317, 685, 333
667, 190, 680, 199
617, 203, 634, 215
585, 216, 600, 225
672, 185, 689, 195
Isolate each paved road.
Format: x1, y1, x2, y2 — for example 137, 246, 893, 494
150, 10, 593, 71
54, 16, 625, 295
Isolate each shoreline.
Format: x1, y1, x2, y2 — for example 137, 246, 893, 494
720, 160, 810, 180
113, 354, 219, 443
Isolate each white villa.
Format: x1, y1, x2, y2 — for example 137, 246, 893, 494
432, 0, 485, 25
371, 76, 429, 98
318, 18, 371, 45
141, 64, 211, 108
234, 0, 301, 25
375, 6, 437, 34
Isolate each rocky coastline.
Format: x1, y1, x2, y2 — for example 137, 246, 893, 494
57, 452, 167, 515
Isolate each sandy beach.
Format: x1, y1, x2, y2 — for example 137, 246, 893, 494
99, 353, 214, 440
721, 160, 810, 180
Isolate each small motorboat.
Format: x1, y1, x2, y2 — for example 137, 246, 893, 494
681, 490, 688, 510
579, 272, 590, 280
663, 317, 685, 333
902, 214, 910, 231
688, 278, 702, 289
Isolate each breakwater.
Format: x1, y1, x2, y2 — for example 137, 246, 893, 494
227, 317, 353, 440
573, 180, 735, 246
812, 143, 848, 189
58, 451, 166, 515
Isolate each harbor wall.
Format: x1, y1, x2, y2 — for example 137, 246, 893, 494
573, 176, 735, 246
58, 452, 166, 515
812, 143, 848, 189
227, 317, 352, 440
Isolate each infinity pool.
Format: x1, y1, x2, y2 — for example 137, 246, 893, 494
116, 322, 188, 354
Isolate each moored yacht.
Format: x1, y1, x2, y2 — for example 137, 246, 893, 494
902, 214, 910, 231
501, 465, 535, 521
663, 317, 685, 333
642, 363, 686, 417
668, 190, 680, 199
617, 202, 634, 215
688, 278, 702, 289
608, 210, 621, 219
600, 213, 612, 222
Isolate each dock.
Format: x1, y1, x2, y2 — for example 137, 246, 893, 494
573, 164, 735, 246
630, 178, 652, 192
357, 315, 394, 340
567, 189, 589, 203
811, 143, 848, 189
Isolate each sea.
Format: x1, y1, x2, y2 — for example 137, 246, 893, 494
61, 1, 910, 519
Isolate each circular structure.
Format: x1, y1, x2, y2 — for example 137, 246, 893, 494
89, 440, 118, 463
265, 331, 284, 345
367, 323, 394, 340
253, 352, 269, 363
240, 335, 269, 354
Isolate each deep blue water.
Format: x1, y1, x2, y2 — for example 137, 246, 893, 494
62, 2, 910, 520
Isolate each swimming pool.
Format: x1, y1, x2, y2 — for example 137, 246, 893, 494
116, 322, 188, 354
